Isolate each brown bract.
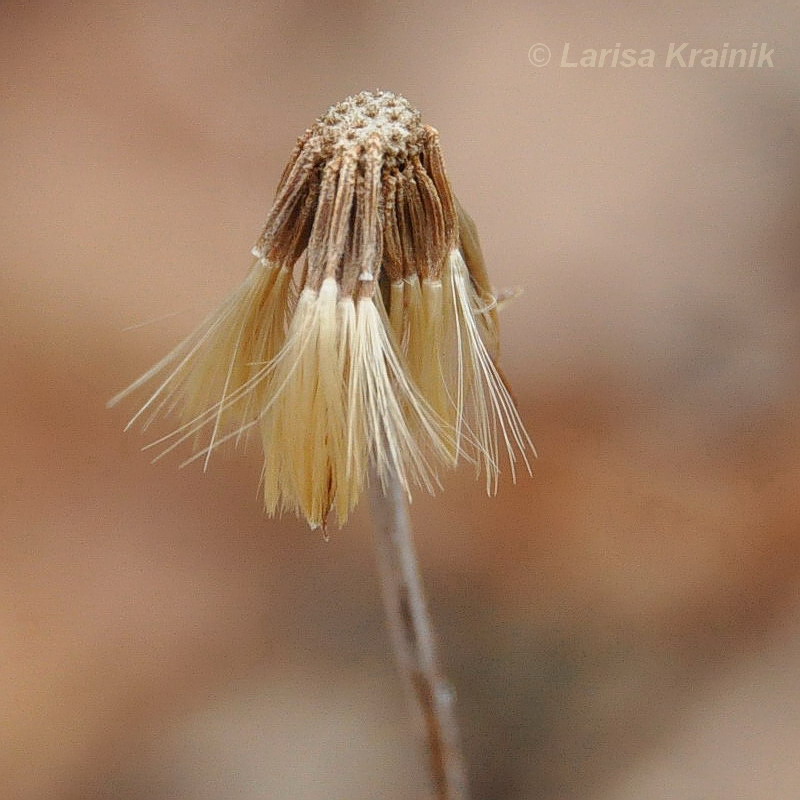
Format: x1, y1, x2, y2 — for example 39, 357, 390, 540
253, 90, 457, 297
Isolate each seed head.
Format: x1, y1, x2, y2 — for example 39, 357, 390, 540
110, 90, 534, 531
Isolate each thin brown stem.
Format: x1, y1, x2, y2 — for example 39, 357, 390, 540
369, 471, 470, 800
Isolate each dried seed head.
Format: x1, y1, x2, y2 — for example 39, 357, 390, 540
111, 90, 534, 531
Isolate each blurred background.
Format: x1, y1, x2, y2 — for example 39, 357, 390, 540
3, 1, 800, 798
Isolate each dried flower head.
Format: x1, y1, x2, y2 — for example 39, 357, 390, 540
110, 90, 534, 530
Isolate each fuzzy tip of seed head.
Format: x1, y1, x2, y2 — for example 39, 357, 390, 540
314, 90, 423, 163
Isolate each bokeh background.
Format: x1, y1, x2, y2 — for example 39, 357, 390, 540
3, 2, 800, 798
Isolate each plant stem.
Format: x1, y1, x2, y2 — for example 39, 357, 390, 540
368, 471, 470, 800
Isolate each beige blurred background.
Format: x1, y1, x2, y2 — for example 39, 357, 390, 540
3, 2, 800, 798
